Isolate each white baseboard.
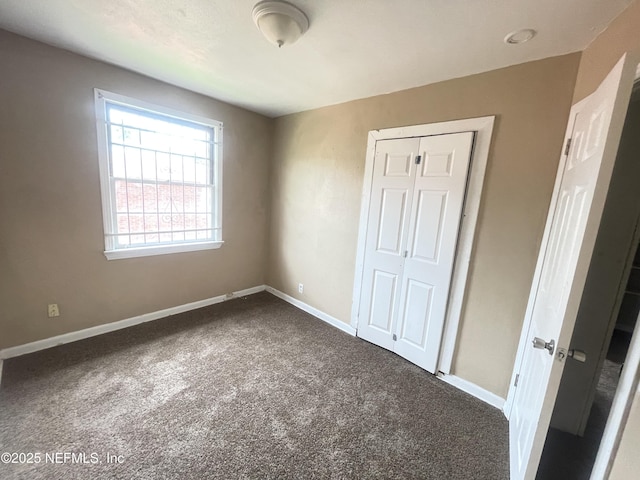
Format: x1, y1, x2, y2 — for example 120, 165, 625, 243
0, 285, 266, 361
437, 373, 505, 411
265, 286, 357, 337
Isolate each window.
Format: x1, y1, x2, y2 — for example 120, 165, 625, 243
94, 89, 223, 260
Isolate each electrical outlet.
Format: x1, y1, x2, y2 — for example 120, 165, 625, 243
48, 304, 60, 318
298, 283, 304, 294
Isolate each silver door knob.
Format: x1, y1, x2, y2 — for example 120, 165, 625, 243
532, 337, 555, 355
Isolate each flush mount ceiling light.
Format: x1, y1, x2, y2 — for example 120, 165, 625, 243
504, 28, 537, 45
252, 0, 309, 48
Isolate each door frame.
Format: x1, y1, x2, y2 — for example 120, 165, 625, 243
592, 310, 640, 478
351, 116, 495, 374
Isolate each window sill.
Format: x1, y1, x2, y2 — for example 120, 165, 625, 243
104, 241, 223, 260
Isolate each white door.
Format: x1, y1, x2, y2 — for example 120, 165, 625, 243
357, 132, 474, 373
509, 55, 631, 480
358, 138, 420, 351
394, 132, 474, 370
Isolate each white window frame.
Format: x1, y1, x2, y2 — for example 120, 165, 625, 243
94, 89, 223, 260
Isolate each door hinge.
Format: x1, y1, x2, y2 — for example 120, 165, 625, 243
564, 138, 572, 156
514, 374, 520, 387
403, 250, 408, 258
393, 334, 397, 341
415, 155, 422, 165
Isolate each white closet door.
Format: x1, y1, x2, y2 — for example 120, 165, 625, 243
357, 138, 419, 350
394, 132, 474, 371
357, 132, 474, 373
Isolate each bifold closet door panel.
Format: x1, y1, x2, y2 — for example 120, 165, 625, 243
357, 137, 420, 351
394, 132, 474, 372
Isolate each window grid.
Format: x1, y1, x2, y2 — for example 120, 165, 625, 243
103, 101, 220, 250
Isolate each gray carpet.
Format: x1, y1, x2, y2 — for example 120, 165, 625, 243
0, 292, 509, 479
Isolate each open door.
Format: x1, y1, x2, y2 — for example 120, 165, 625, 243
509, 55, 636, 480
550, 81, 640, 438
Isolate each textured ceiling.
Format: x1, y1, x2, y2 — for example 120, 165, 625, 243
0, 0, 634, 117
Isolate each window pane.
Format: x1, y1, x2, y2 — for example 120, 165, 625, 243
116, 234, 130, 246
170, 154, 183, 182
158, 184, 172, 217
159, 210, 173, 232
130, 234, 145, 245
141, 149, 157, 182
124, 147, 142, 180
102, 96, 220, 253
130, 183, 145, 213
184, 156, 196, 185
170, 184, 182, 211
184, 213, 196, 230
145, 233, 159, 244
144, 213, 159, 233
116, 213, 130, 233
156, 152, 171, 182
111, 125, 123, 144
173, 211, 184, 231
207, 188, 213, 216
195, 157, 209, 185
143, 184, 158, 213
196, 213, 210, 230
111, 145, 125, 178
159, 232, 172, 243
195, 186, 207, 213
128, 214, 144, 233
109, 108, 124, 124
123, 127, 140, 147
140, 129, 158, 150
114, 180, 128, 213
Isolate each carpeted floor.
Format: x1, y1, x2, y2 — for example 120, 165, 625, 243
0, 292, 509, 479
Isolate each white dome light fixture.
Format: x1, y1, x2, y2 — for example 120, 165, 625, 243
252, 1, 309, 48
504, 28, 537, 45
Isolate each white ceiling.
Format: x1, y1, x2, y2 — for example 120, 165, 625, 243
0, 0, 634, 117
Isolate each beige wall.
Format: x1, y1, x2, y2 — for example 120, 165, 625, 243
573, 0, 640, 102
0, 30, 272, 349
268, 54, 581, 397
